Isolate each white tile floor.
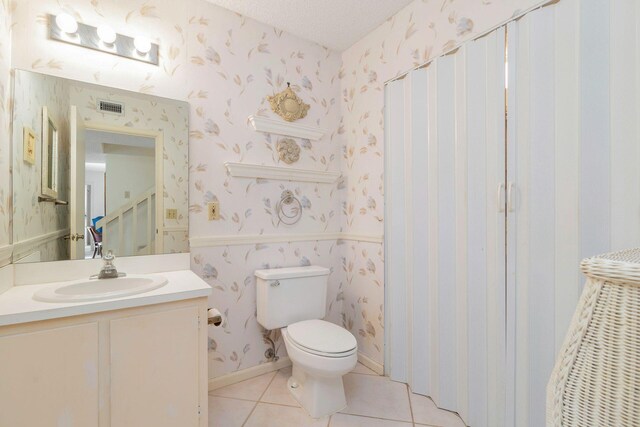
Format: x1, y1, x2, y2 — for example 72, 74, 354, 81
209, 363, 466, 427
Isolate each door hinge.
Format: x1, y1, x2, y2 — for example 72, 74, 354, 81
198, 404, 201, 416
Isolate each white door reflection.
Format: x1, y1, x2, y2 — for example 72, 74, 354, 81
84, 128, 159, 259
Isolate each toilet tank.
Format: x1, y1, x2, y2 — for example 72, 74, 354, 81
255, 265, 330, 330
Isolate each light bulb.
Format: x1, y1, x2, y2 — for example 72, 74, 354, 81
133, 36, 151, 54
55, 13, 78, 34
97, 24, 116, 44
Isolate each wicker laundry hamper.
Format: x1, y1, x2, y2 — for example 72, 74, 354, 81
547, 248, 640, 427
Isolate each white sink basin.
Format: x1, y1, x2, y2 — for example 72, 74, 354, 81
33, 275, 168, 303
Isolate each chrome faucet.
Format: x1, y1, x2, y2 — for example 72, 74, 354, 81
91, 251, 126, 279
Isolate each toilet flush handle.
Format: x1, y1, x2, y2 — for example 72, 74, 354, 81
271, 280, 280, 287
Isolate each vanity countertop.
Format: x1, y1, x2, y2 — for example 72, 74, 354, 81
0, 269, 212, 327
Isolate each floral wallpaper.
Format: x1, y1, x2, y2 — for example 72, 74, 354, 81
186, 0, 343, 238
186, 0, 345, 376
0, 0, 12, 255
339, 0, 548, 368
11, 71, 71, 262
340, 239, 385, 359
2, 0, 550, 379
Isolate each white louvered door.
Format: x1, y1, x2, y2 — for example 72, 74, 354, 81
507, 1, 640, 425
385, 27, 507, 427
386, 1, 640, 426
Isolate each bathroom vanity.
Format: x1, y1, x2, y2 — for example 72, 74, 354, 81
0, 255, 211, 427
0, 69, 208, 426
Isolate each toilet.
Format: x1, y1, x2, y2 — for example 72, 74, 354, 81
255, 265, 357, 418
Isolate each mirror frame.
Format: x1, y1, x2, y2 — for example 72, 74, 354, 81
41, 106, 59, 199
9, 69, 191, 264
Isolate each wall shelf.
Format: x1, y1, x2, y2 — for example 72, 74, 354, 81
247, 115, 327, 141
224, 162, 339, 184
38, 195, 68, 205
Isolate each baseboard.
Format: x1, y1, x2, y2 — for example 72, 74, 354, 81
208, 356, 291, 391
207, 353, 382, 391
358, 352, 384, 375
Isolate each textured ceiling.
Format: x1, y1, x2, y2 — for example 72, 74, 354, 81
205, 0, 415, 51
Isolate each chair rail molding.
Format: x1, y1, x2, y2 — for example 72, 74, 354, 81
0, 244, 13, 267
190, 232, 383, 248
163, 226, 189, 233
224, 162, 340, 184
247, 115, 327, 141
339, 233, 384, 244
12, 229, 70, 262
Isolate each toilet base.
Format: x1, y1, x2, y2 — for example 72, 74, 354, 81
287, 365, 347, 419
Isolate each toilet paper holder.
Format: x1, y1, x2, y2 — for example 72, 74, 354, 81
207, 308, 223, 327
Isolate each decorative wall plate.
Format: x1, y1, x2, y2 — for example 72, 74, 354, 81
277, 138, 301, 164
23, 127, 36, 165
267, 83, 310, 122
276, 190, 302, 226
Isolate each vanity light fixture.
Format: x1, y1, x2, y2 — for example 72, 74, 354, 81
49, 14, 159, 65
55, 13, 78, 34
133, 36, 152, 55
97, 24, 117, 45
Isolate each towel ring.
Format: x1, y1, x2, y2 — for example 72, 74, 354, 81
276, 190, 302, 225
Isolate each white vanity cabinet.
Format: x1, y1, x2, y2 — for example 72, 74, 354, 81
0, 297, 209, 427
0, 322, 100, 426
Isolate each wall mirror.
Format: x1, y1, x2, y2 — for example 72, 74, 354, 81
11, 69, 189, 263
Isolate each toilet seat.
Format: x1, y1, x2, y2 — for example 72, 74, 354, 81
286, 319, 357, 358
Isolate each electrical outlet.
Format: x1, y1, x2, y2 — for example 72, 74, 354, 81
207, 202, 220, 220
166, 208, 178, 220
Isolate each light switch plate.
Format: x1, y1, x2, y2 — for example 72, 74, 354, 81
207, 202, 220, 220
166, 208, 178, 220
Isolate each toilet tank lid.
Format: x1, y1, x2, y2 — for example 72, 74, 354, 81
255, 265, 330, 280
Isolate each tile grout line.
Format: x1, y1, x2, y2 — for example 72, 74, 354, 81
257, 369, 304, 409
239, 398, 259, 427
406, 384, 416, 426
256, 400, 299, 409
336, 374, 415, 424
229, 367, 421, 426
240, 370, 279, 427
425, 394, 465, 427
245, 368, 331, 426
208, 394, 263, 404
222, 367, 428, 426
338, 410, 414, 424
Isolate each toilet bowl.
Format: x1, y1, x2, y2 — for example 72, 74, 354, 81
282, 319, 357, 418
254, 265, 358, 419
